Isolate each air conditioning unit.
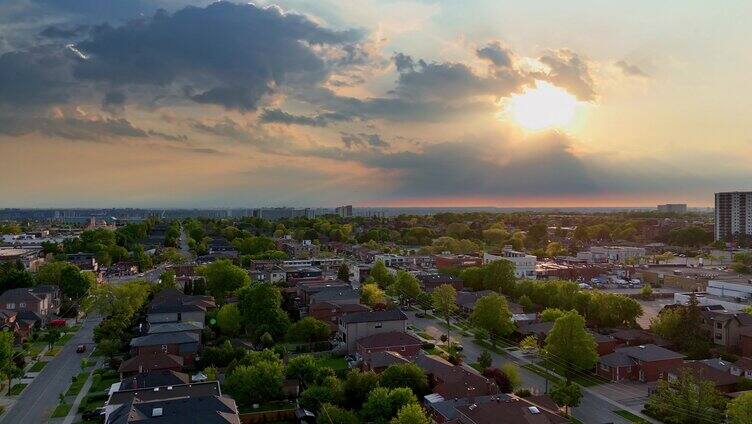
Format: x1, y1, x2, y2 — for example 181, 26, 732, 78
152, 408, 163, 417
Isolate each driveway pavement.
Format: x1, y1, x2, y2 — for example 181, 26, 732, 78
0, 314, 101, 424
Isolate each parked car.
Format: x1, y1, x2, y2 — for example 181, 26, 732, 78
49, 319, 66, 327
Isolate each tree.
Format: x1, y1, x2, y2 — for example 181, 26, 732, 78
200, 259, 250, 302
301, 380, 343, 412
361, 387, 417, 424
286, 354, 321, 388
500, 363, 522, 391
217, 304, 241, 337
35, 261, 70, 285
318, 403, 359, 424
223, 360, 285, 405
470, 294, 514, 346
477, 350, 492, 370
545, 242, 566, 258
550, 383, 582, 416
237, 283, 290, 342
3, 363, 22, 395
544, 310, 597, 383
361, 283, 386, 307
482, 367, 512, 393
337, 263, 350, 282
390, 403, 430, 424
481, 259, 516, 294
431, 284, 457, 336
97, 338, 123, 361
287, 317, 330, 350
343, 370, 380, 409
389, 271, 422, 305
518, 295, 534, 313
379, 363, 428, 396
370, 261, 394, 289
727, 391, 752, 424
153, 271, 177, 292
45, 328, 62, 349
519, 335, 538, 353
640, 283, 653, 300
645, 369, 727, 424
0, 333, 14, 394
540, 308, 565, 322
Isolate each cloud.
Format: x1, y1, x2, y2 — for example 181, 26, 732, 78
259, 108, 351, 127
0, 47, 75, 108
539, 49, 596, 101
39, 24, 90, 39
391, 53, 528, 101
476, 41, 513, 68
340, 132, 389, 149
615, 60, 647, 77
0, 114, 148, 141
70, 2, 360, 110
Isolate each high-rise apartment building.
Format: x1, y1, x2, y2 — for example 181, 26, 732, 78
715, 191, 752, 241
335, 205, 353, 218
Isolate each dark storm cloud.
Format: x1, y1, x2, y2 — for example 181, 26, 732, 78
71, 2, 360, 110
0, 115, 148, 141
39, 25, 90, 39
615, 60, 647, 77
259, 108, 352, 127
102, 90, 126, 113
539, 49, 596, 101
476, 41, 513, 68
391, 53, 528, 100
0, 47, 74, 107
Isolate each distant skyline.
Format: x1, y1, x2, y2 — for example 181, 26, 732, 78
0, 1, 750, 208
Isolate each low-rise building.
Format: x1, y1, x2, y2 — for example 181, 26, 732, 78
356, 331, 422, 363
483, 247, 536, 278
339, 309, 407, 354
597, 344, 684, 383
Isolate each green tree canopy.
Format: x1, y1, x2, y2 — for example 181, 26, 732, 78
470, 293, 514, 343
217, 304, 242, 337
237, 283, 290, 342
200, 259, 250, 302
544, 310, 598, 382
431, 284, 457, 332
379, 363, 428, 396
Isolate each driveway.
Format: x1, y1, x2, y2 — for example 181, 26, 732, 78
0, 314, 101, 424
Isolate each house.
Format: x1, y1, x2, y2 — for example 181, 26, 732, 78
105, 381, 239, 424
667, 361, 739, 393
309, 302, 370, 333
0, 288, 54, 322
415, 353, 498, 400
30, 285, 61, 315
356, 331, 422, 362
130, 332, 200, 365
308, 287, 359, 306
427, 394, 566, 424
701, 310, 752, 350
731, 357, 752, 378
418, 274, 464, 292
119, 352, 184, 378
339, 308, 407, 354
597, 344, 685, 382
739, 328, 752, 357
147, 321, 204, 336
591, 332, 619, 356
516, 321, 554, 339
66, 252, 98, 271
147, 289, 215, 325
454, 395, 569, 424
609, 329, 669, 348
434, 254, 483, 270
0, 310, 26, 343
296, 281, 351, 305
456, 291, 495, 315
362, 350, 411, 373
117, 370, 191, 391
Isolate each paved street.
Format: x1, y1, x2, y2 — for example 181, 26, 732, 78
1, 315, 101, 424
405, 311, 634, 424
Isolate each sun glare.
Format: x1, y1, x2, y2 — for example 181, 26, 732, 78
504, 80, 581, 131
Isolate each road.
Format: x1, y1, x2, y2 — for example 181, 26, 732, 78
405, 311, 632, 424
1, 314, 101, 424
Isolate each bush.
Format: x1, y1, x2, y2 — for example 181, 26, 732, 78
514, 388, 533, 397
421, 342, 435, 350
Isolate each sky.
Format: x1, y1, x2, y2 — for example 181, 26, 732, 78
0, 0, 750, 208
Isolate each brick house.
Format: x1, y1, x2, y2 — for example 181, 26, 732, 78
418, 274, 464, 292
130, 332, 200, 365
415, 353, 498, 400
701, 310, 752, 350
597, 344, 684, 382
147, 289, 215, 325
0, 288, 54, 323
118, 352, 184, 378
339, 309, 407, 354
356, 331, 422, 362
309, 302, 370, 333
667, 361, 739, 393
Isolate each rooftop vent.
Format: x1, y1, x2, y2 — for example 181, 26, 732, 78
468, 404, 478, 410
152, 408, 163, 417
528, 406, 541, 414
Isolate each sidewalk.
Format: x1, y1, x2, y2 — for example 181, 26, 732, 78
62, 358, 101, 424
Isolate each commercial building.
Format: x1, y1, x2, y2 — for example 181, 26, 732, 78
657, 203, 688, 213
483, 246, 536, 278
578, 246, 645, 263
715, 191, 752, 241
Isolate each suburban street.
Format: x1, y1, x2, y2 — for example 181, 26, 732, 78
1, 315, 101, 424
405, 311, 635, 424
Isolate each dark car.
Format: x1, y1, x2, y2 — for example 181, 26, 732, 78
76, 344, 86, 353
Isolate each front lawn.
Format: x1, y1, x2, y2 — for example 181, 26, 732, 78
66, 372, 90, 396
9, 383, 27, 395
614, 410, 650, 423
47, 347, 62, 356
51, 403, 72, 418
55, 333, 75, 346
317, 355, 347, 370
90, 371, 119, 393
28, 342, 46, 357
537, 360, 607, 387
29, 360, 47, 372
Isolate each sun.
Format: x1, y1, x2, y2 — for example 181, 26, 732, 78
503, 80, 581, 131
